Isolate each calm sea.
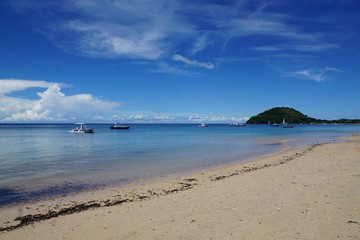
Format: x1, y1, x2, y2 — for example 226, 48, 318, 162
0, 123, 359, 205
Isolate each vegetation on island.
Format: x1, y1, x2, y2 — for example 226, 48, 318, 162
246, 107, 360, 124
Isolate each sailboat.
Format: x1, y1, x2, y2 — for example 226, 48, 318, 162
282, 118, 295, 128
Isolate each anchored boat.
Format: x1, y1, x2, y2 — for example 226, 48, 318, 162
282, 118, 295, 128
69, 123, 94, 133
110, 123, 130, 130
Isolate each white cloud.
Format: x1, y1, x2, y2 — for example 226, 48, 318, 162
109, 113, 174, 123
9, 1, 337, 61
6, 0, 343, 78
105, 112, 249, 123
172, 54, 215, 69
0, 79, 120, 122
0, 79, 55, 94
291, 67, 343, 82
187, 115, 249, 123
17, 0, 194, 60
60, 20, 166, 60
0, 79, 248, 123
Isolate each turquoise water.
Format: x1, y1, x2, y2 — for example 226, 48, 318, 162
0, 123, 359, 205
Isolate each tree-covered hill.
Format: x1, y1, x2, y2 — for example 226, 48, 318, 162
246, 107, 360, 124
246, 107, 317, 124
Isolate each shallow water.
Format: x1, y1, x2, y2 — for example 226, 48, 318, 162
0, 123, 359, 205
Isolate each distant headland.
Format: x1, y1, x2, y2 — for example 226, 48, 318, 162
246, 107, 360, 124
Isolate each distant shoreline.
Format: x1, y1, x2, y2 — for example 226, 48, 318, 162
1, 122, 360, 125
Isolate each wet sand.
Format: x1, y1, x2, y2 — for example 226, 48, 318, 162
1, 135, 359, 239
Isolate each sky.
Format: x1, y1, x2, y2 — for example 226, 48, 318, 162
0, 0, 359, 123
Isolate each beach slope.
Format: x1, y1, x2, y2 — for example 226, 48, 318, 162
1, 136, 359, 239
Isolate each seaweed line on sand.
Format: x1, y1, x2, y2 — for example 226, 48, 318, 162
0, 142, 328, 232
209, 142, 326, 181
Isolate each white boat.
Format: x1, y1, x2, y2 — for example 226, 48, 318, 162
69, 123, 94, 133
282, 118, 295, 128
268, 121, 279, 126
199, 123, 208, 128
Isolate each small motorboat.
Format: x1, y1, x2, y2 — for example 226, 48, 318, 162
110, 123, 130, 130
199, 123, 208, 128
268, 121, 279, 126
69, 123, 94, 133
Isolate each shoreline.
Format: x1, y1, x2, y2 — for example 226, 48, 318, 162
0, 135, 297, 208
0, 140, 321, 231
1, 135, 359, 239
0, 131, 296, 207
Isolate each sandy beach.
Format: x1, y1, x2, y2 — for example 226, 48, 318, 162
1, 135, 359, 240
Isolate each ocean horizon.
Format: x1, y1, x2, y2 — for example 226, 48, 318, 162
1, 123, 359, 206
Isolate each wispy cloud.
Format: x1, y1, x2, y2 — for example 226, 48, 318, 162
6, 0, 344, 75
218, 17, 314, 42
172, 54, 215, 69
291, 67, 343, 82
151, 62, 200, 77
0, 79, 120, 121
59, 20, 167, 60
251, 46, 282, 52
12, 0, 195, 60
192, 35, 212, 54
252, 43, 338, 53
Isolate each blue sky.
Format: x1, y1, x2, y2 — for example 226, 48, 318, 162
0, 0, 359, 123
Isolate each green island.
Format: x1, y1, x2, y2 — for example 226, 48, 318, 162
246, 107, 360, 124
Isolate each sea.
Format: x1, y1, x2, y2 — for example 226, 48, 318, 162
0, 123, 359, 206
